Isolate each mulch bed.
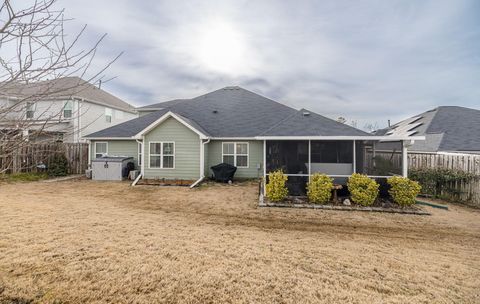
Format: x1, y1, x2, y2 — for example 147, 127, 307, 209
259, 195, 431, 215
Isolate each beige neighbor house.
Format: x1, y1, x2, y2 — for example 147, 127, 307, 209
84, 87, 423, 194
0, 77, 137, 143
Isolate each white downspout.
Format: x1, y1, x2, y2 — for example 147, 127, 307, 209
190, 138, 210, 188
87, 140, 92, 168
132, 138, 144, 186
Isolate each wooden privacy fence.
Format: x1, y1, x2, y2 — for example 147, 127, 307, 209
368, 150, 480, 207
0, 142, 89, 174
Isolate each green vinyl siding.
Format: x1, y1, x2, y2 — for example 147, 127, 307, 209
144, 117, 200, 180
90, 140, 139, 169
206, 140, 263, 179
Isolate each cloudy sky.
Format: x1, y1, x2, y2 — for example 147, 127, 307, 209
60, 0, 479, 129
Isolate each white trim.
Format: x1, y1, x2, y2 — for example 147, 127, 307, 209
137, 142, 143, 166
148, 141, 175, 169
265, 173, 396, 178
222, 142, 249, 168
308, 140, 311, 183
84, 137, 134, 140
255, 136, 425, 141
353, 140, 356, 173
94, 142, 108, 158
134, 111, 208, 139
199, 139, 204, 178
263, 140, 266, 195
211, 137, 256, 140
141, 136, 145, 175
402, 140, 409, 177
87, 140, 92, 166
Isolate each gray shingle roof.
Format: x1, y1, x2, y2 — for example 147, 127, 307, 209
85, 86, 371, 138
1, 77, 136, 113
137, 99, 188, 110
377, 106, 480, 152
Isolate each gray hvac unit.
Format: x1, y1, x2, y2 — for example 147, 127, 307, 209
92, 156, 134, 181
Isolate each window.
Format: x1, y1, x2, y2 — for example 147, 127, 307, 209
149, 142, 175, 169
138, 142, 143, 166
105, 108, 112, 123
94, 142, 108, 158
222, 142, 248, 168
63, 101, 73, 118
26, 102, 35, 119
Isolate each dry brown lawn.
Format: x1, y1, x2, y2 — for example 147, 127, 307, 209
0, 179, 479, 304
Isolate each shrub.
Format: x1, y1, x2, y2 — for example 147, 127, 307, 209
307, 173, 333, 204
48, 153, 69, 177
347, 173, 379, 206
266, 170, 288, 202
409, 168, 475, 199
388, 176, 421, 206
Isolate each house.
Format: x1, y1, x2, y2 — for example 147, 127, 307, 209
84, 86, 422, 193
375, 106, 480, 154
0, 77, 137, 143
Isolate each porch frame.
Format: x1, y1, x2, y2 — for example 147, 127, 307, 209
261, 138, 421, 195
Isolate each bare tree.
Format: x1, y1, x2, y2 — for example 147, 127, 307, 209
363, 122, 379, 133
0, 0, 121, 174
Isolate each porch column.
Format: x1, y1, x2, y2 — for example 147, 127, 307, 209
402, 140, 408, 177
308, 140, 311, 182
263, 140, 266, 195
352, 140, 356, 173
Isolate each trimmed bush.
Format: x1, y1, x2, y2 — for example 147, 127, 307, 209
48, 153, 69, 177
347, 173, 379, 206
307, 173, 333, 204
266, 170, 288, 202
388, 176, 421, 206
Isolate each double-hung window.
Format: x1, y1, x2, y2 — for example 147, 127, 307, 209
149, 142, 175, 169
94, 142, 108, 158
26, 102, 35, 119
63, 101, 73, 118
105, 108, 112, 123
222, 142, 248, 168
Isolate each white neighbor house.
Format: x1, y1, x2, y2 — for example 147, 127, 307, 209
0, 77, 137, 143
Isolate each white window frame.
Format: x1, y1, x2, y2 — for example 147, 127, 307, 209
148, 141, 175, 169
26, 102, 35, 119
105, 108, 112, 123
138, 142, 143, 166
63, 100, 73, 118
94, 142, 108, 158
222, 142, 249, 168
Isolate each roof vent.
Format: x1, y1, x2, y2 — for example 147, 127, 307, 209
302, 111, 310, 117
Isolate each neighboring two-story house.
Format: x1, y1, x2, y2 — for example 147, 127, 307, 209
0, 77, 137, 143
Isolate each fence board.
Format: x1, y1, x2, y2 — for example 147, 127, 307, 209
369, 151, 480, 207
0, 143, 88, 175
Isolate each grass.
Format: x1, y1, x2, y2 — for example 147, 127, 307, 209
0, 180, 479, 303
0, 172, 48, 182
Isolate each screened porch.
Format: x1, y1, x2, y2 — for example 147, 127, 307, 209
263, 139, 408, 196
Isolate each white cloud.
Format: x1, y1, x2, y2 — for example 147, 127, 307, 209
58, 0, 480, 128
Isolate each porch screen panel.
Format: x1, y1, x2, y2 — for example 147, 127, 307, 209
310, 140, 353, 175
358, 140, 402, 176
266, 141, 308, 175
